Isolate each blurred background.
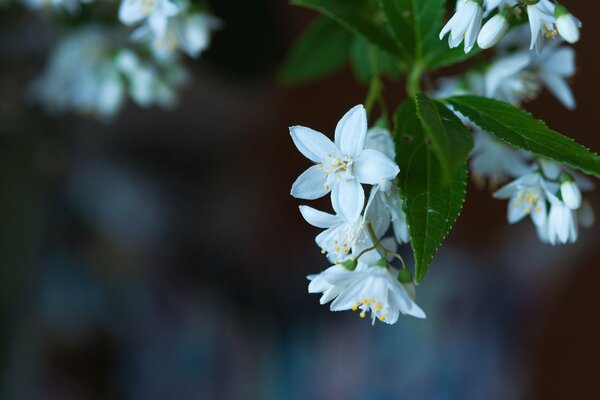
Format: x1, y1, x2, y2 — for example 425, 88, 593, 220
1, 1, 600, 399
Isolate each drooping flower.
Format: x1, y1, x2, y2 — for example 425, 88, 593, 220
119, 0, 180, 39
554, 5, 582, 44
493, 171, 548, 229
526, 0, 556, 52
327, 262, 426, 324
545, 191, 578, 245
290, 105, 400, 221
440, 0, 484, 53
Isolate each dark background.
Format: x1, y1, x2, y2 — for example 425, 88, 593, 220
1, 1, 599, 399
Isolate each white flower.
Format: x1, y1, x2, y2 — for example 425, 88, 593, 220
483, 0, 516, 16
307, 264, 356, 305
30, 27, 126, 118
299, 205, 369, 264
545, 192, 578, 245
119, 0, 180, 39
326, 263, 426, 324
494, 172, 547, 228
560, 180, 582, 210
555, 5, 582, 44
440, 0, 484, 53
477, 10, 511, 49
484, 52, 540, 105
526, 0, 556, 52
290, 105, 400, 221
135, 11, 222, 59
364, 127, 409, 244
470, 130, 531, 189
530, 43, 576, 109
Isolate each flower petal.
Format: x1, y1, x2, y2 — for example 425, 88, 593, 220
332, 179, 364, 222
353, 149, 400, 185
291, 165, 328, 200
290, 126, 339, 163
334, 105, 367, 157
299, 205, 340, 228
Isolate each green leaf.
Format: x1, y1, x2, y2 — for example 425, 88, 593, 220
445, 96, 600, 178
378, 0, 482, 70
349, 36, 403, 83
279, 16, 352, 85
291, 0, 404, 59
395, 99, 468, 282
414, 94, 473, 183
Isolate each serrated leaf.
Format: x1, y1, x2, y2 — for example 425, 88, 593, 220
395, 100, 468, 282
446, 96, 600, 179
291, 0, 404, 60
279, 16, 352, 85
414, 94, 473, 183
350, 36, 404, 83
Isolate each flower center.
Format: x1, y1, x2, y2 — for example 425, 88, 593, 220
514, 189, 543, 214
318, 153, 354, 190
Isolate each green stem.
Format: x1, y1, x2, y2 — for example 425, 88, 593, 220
407, 62, 424, 98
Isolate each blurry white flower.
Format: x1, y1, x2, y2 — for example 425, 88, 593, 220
530, 43, 576, 109
119, 0, 180, 39
526, 0, 556, 52
290, 105, 399, 221
494, 172, 547, 229
440, 0, 484, 53
137, 11, 222, 59
477, 10, 511, 49
326, 261, 426, 324
470, 130, 531, 189
307, 264, 357, 305
31, 27, 126, 118
482, 0, 516, 16
484, 51, 540, 105
554, 5, 581, 44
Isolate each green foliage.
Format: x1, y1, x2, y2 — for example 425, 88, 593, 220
349, 36, 403, 83
446, 96, 600, 179
395, 99, 469, 282
415, 94, 473, 183
291, 0, 404, 59
377, 0, 480, 69
279, 16, 353, 85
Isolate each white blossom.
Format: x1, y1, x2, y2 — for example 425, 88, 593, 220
484, 51, 540, 105
493, 171, 548, 229
327, 262, 426, 324
119, 0, 180, 39
526, 0, 556, 52
555, 5, 581, 44
530, 43, 576, 110
560, 180, 582, 210
290, 105, 400, 221
439, 0, 484, 53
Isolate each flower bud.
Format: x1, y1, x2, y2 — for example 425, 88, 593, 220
560, 179, 582, 210
555, 5, 581, 44
477, 10, 511, 49
397, 268, 413, 284
342, 259, 358, 271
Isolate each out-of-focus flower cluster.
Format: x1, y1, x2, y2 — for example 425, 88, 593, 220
14, 0, 221, 119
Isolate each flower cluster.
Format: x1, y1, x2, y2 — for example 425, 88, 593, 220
436, 5, 594, 245
291, 105, 426, 324
440, 0, 581, 53
19, 0, 220, 119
